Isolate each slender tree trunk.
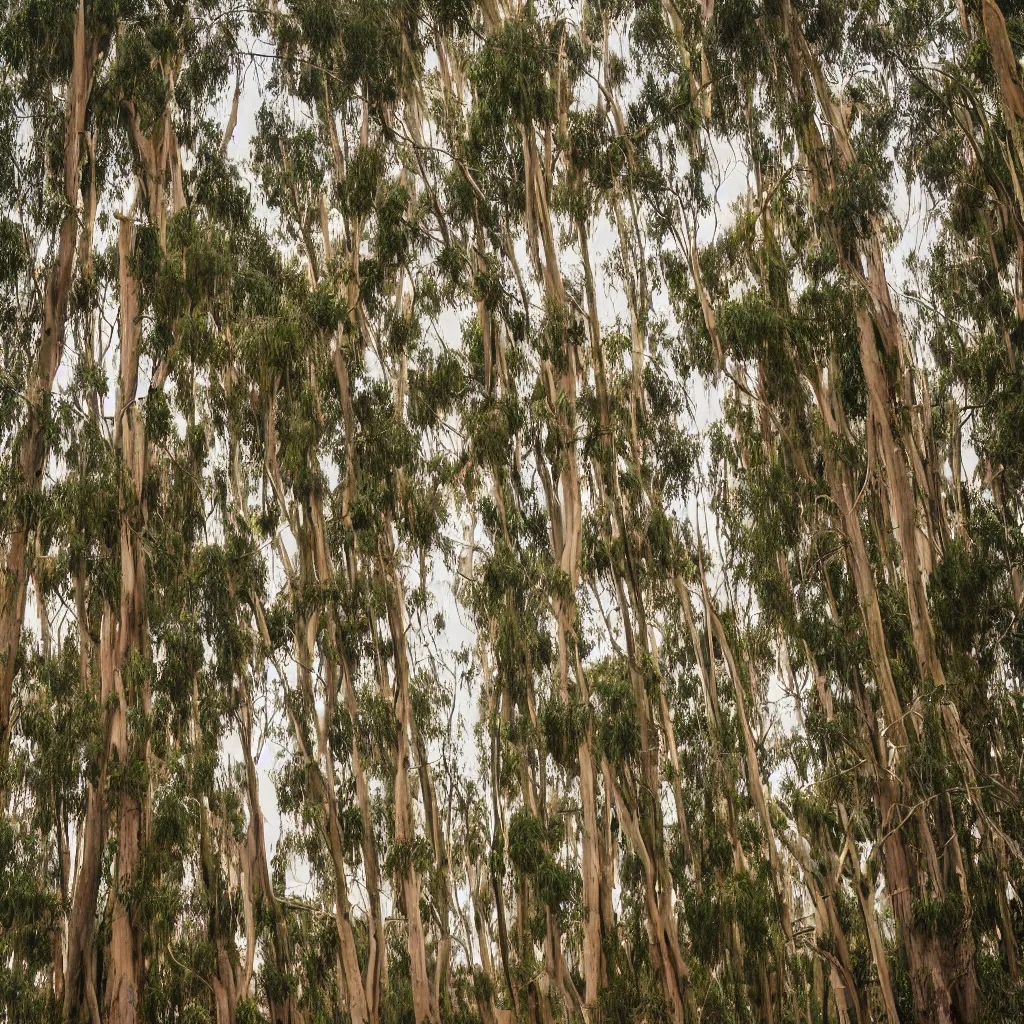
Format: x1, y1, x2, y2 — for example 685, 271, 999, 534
107, 215, 145, 1024
382, 540, 436, 1024
0, 0, 95, 778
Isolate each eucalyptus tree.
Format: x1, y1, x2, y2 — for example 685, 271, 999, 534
244, 3, 477, 1023
650, 0, 1024, 1021
2, 0, 256, 1020
6, 0, 1024, 1023
0, 0, 108, 790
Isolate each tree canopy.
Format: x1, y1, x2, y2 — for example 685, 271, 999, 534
2, 1, 1024, 1022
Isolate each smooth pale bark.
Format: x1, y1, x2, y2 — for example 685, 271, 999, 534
411, 715, 454, 1015
782, 831, 862, 1024
382, 544, 436, 1024
309, 491, 387, 1023
711, 610, 795, 948
195, 682, 241, 1024
107, 215, 145, 1024
764, 11, 983, 1014
247, 595, 313, 1024
319, 130, 392, 1018
0, 0, 97, 776
284, 508, 369, 1024
841, 809, 901, 1024
63, 255, 112, 1022
980, 0, 1024, 208
64, 612, 115, 1023
522, 113, 602, 1021
466, 851, 499, 1024
107, 86, 186, 1018
222, 410, 306, 1023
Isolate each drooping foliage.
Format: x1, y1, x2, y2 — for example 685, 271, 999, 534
2, 1, 1024, 1023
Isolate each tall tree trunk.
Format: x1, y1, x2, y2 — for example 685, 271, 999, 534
107, 214, 146, 1024
0, 0, 96, 778
382, 539, 436, 1024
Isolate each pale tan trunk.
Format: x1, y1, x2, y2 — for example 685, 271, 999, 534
308, 492, 387, 1020
383, 548, 436, 1024
225, 422, 305, 1024
710, 610, 795, 946
0, 0, 95, 772
981, 0, 1024, 205
412, 719, 454, 1014
238, 659, 305, 1024
107, 216, 146, 1024
523, 128, 603, 1018
847, 837, 900, 1024
296, 535, 370, 1024
64, 612, 115, 1022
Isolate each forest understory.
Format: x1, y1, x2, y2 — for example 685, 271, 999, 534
2, 0, 1024, 1022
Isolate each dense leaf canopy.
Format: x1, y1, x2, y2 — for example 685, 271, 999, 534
2, 1, 1024, 1023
